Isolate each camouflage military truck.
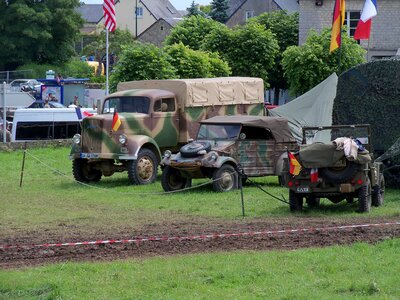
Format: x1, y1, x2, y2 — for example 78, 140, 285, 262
283, 125, 385, 213
160, 115, 298, 192
69, 77, 265, 185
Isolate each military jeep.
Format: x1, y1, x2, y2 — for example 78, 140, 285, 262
160, 115, 298, 192
283, 125, 385, 213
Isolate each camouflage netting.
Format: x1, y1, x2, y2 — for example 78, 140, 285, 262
333, 59, 400, 187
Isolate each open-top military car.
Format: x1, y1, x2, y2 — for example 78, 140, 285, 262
283, 125, 385, 213
161, 115, 298, 192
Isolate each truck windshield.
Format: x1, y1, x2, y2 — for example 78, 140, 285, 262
197, 124, 241, 139
103, 96, 150, 114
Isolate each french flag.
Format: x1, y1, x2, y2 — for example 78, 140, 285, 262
354, 0, 377, 40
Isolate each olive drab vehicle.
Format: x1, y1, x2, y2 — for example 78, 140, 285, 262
70, 77, 265, 185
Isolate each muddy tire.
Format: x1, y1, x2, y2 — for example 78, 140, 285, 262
319, 161, 358, 184
180, 141, 211, 158
306, 196, 320, 208
358, 178, 372, 213
289, 190, 303, 212
372, 175, 385, 207
212, 164, 238, 192
128, 149, 158, 185
72, 159, 102, 183
161, 166, 191, 192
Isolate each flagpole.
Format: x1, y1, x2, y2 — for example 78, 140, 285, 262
106, 29, 109, 96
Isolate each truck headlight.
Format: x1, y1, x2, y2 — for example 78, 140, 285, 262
73, 134, 81, 144
164, 150, 172, 158
209, 151, 218, 161
119, 134, 127, 145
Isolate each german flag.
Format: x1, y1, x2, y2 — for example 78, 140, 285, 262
330, 0, 346, 53
288, 151, 302, 176
111, 110, 121, 132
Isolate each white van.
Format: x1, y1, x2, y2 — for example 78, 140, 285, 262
11, 108, 96, 142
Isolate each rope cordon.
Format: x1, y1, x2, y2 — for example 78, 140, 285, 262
2, 222, 399, 250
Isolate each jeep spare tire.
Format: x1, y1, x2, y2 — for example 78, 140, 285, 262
180, 141, 211, 158
319, 160, 358, 183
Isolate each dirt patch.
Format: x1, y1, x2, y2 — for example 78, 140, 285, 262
1, 216, 399, 269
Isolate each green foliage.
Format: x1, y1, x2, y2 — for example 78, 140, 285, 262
250, 11, 299, 90
209, 0, 229, 23
186, 1, 206, 17
282, 28, 366, 96
165, 43, 230, 79
0, 0, 83, 70
109, 43, 177, 92
17, 60, 94, 79
164, 16, 224, 50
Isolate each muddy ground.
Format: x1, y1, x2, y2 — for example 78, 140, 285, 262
1, 216, 399, 269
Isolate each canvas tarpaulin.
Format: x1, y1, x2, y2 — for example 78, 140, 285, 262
268, 73, 338, 144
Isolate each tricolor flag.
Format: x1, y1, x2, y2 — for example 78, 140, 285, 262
330, 0, 346, 53
103, 0, 116, 32
354, 0, 377, 40
111, 110, 121, 132
310, 168, 319, 183
288, 152, 302, 176
75, 107, 94, 120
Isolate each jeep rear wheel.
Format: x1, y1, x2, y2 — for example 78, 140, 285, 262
289, 190, 303, 212
212, 164, 237, 192
72, 159, 102, 183
306, 196, 320, 208
358, 178, 372, 213
161, 166, 191, 192
128, 149, 158, 185
372, 175, 385, 207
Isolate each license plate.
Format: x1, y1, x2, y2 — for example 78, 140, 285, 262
80, 153, 99, 158
296, 186, 310, 193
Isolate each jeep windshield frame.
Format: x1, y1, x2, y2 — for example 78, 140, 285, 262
102, 96, 150, 114
197, 123, 241, 140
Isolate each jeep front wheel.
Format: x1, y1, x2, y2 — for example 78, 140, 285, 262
212, 164, 237, 192
161, 166, 191, 192
358, 178, 372, 213
372, 175, 385, 207
72, 159, 102, 183
289, 190, 303, 212
128, 149, 158, 185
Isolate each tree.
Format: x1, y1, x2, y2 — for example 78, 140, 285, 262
109, 42, 177, 92
282, 28, 366, 96
164, 43, 230, 79
164, 15, 224, 50
250, 11, 299, 102
187, 1, 205, 17
209, 0, 229, 23
0, 0, 83, 70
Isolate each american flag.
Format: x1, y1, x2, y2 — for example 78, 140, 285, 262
103, 0, 116, 32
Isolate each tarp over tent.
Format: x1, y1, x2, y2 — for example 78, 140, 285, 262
268, 73, 338, 144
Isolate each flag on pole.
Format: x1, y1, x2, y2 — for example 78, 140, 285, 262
111, 110, 121, 131
354, 0, 377, 40
330, 0, 346, 53
310, 168, 319, 183
288, 152, 302, 176
75, 107, 83, 120
103, 0, 116, 32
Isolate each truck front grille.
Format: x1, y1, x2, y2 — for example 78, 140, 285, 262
81, 118, 103, 153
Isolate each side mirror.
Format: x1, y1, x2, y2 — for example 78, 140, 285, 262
96, 99, 101, 114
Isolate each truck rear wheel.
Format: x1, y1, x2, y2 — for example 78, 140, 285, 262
372, 175, 385, 207
161, 166, 191, 192
128, 149, 158, 185
72, 159, 102, 183
289, 190, 303, 212
358, 178, 372, 213
212, 164, 238, 192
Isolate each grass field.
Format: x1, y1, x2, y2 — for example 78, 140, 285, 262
1, 146, 399, 299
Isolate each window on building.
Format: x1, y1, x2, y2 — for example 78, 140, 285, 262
344, 11, 361, 37
135, 7, 143, 18
245, 10, 254, 21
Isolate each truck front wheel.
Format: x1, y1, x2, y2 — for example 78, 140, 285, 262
128, 149, 158, 185
72, 159, 102, 183
289, 190, 303, 212
161, 166, 191, 192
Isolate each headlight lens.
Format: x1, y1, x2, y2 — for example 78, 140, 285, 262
119, 134, 127, 144
72, 134, 81, 144
164, 150, 172, 158
210, 151, 218, 161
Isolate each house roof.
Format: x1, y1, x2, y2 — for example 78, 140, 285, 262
226, 0, 299, 20
141, 0, 182, 20
76, 4, 103, 24
226, 0, 246, 19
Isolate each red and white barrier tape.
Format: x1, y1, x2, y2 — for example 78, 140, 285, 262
1, 222, 399, 250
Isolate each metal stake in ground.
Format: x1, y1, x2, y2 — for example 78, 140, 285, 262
19, 142, 27, 188
236, 164, 245, 217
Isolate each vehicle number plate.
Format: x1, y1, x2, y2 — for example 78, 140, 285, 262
80, 153, 99, 158
296, 186, 310, 193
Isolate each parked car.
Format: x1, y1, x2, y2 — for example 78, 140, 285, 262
160, 115, 298, 192
9, 79, 43, 93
